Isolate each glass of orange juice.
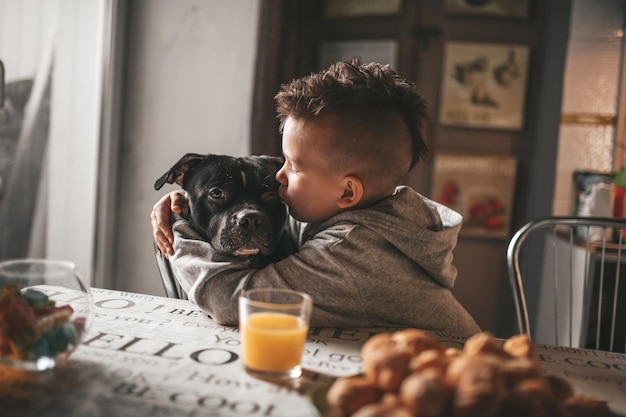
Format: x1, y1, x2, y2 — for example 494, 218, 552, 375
239, 288, 312, 379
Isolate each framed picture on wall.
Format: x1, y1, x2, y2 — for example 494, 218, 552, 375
317, 39, 398, 70
431, 153, 517, 239
438, 42, 530, 130
445, 0, 530, 18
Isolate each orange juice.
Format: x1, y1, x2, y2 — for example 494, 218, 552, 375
241, 312, 308, 372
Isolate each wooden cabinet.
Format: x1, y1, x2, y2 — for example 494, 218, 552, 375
251, 0, 566, 337
252, 0, 430, 160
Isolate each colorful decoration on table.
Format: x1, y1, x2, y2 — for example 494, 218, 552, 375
0, 284, 85, 362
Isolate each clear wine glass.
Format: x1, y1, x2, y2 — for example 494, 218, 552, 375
0, 259, 92, 371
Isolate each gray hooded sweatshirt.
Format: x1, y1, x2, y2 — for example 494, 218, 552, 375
170, 186, 481, 336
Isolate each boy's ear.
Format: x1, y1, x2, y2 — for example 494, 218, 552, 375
338, 175, 363, 209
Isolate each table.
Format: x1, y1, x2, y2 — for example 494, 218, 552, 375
1, 288, 625, 417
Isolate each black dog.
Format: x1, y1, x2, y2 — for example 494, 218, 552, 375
154, 153, 288, 266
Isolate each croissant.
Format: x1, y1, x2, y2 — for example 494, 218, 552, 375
326, 330, 611, 417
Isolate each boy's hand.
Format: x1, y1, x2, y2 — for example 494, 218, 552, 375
151, 191, 188, 256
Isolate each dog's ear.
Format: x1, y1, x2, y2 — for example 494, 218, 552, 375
154, 153, 207, 190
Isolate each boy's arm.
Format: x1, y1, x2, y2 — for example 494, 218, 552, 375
169, 219, 362, 327
169, 219, 254, 324
170, 219, 298, 325
151, 191, 188, 255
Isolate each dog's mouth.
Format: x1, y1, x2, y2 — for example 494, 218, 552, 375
232, 245, 261, 257
216, 232, 274, 257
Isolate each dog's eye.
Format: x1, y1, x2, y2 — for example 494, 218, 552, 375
209, 187, 224, 199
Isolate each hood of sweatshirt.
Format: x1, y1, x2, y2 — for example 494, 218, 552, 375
305, 186, 463, 288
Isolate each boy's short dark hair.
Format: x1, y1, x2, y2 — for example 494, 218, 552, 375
275, 60, 429, 184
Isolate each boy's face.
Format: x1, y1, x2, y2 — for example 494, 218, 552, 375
276, 116, 347, 223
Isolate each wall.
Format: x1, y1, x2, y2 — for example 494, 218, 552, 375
112, 0, 261, 295
553, 0, 625, 215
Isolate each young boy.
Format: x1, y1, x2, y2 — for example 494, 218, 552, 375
152, 60, 480, 336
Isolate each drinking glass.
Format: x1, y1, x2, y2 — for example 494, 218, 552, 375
239, 288, 312, 379
0, 259, 92, 371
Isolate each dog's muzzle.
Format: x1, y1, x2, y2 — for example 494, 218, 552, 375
224, 209, 274, 257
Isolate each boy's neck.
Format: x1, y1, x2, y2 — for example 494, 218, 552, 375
359, 185, 397, 208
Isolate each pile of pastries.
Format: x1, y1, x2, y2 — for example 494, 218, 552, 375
326, 329, 610, 417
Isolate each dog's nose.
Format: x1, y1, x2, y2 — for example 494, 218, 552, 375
236, 210, 264, 230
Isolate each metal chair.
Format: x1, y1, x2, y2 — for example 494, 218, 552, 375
154, 242, 187, 300
507, 216, 626, 352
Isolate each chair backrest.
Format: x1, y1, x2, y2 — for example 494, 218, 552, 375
154, 242, 188, 300
507, 216, 626, 353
